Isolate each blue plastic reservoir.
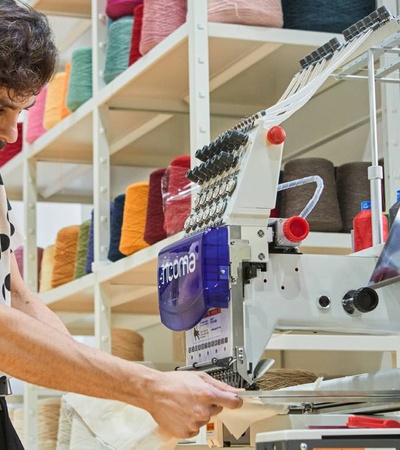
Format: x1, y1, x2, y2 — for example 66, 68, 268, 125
158, 227, 230, 331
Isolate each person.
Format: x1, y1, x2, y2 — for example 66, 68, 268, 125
0, 1, 243, 448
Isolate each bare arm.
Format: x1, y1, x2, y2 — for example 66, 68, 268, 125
6, 253, 242, 438
10, 253, 70, 335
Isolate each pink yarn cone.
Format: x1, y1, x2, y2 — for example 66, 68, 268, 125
106, 0, 143, 20
26, 87, 48, 144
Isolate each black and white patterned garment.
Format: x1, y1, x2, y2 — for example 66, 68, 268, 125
0, 173, 24, 306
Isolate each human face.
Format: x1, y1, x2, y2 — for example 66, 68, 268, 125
0, 88, 36, 150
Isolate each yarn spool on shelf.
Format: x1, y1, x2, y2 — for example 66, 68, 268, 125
25, 87, 48, 144
38, 398, 61, 450
12, 399, 61, 450
0, 122, 23, 166
103, 17, 134, 84
281, 0, 376, 33
56, 399, 72, 450
144, 167, 167, 245
66, 47, 93, 112
106, 0, 143, 20
129, 3, 144, 65
119, 182, 150, 255
163, 155, 191, 237
61, 61, 72, 119
208, 0, 283, 27
43, 72, 68, 130
140, 0, 186, 55
74, 220, 91, 279
51, 226, 80, 289
111, 328, 144, 361
336, 161, 370, 233
281, 157, 343, 232
108, 196, 126, 262
14, 246, 44, 291
39, 245, 55, 293
11, 408, 25, 447
85, 210, 94, 274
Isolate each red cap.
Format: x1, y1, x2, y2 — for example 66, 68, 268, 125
283, 216, 309, 242
266, 126, 286, 145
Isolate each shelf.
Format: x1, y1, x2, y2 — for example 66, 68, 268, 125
22, 23, 372, 194
39, 233, 182, 319
40, 273, 95, 312
98, 24, 364, 167
28, 0, 91, 18
27, 99, 93, 164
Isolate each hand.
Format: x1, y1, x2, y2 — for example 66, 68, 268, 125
146, 370, 243, 438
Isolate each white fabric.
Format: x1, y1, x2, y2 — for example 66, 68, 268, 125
0, 177, 25, 307
63, 394, 179, 450
219, 398, 288, 440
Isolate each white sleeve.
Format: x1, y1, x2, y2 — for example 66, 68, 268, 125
8, 208, 25, 251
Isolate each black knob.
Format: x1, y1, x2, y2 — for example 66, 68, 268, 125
186, 169, 200, 183
197, 163, 213, 181
204, 159, 220, 178
342, 287, 379, 315
211, 154, 226, 171
353, 287, 379, 313
191, 166, 208, 182
195, 145, 211, 162
216, 151, 235, 169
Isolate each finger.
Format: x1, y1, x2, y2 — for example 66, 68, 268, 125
208, 385, 243, 409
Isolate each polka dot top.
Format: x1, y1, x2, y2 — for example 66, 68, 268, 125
0, 173, 24, 306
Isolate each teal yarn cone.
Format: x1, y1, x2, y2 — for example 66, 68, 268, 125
103, 16, 134, 84
67, 47, 93, 112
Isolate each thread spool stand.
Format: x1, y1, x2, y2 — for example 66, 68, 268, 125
333, 32, 400, 246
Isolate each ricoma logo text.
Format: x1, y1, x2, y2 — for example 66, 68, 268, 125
159, 252, 196, 285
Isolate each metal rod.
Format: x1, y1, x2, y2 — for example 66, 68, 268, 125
334, 74, 400, 83
368, 49, 385, 246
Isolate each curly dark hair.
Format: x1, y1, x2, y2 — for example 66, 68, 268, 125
0, 0, 58, 99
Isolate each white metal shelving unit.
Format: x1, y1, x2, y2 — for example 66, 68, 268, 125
5, 0, 399, 448
11, 1, 362, 333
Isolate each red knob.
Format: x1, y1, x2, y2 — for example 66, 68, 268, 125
266, 126, 286, 145
283, 216, 309, 242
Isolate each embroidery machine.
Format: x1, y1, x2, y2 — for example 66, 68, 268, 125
157, 6, 400, 448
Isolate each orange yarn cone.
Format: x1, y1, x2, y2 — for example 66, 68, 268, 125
119, 182, 150, 255
61, 61, 72, 119
43, 72, 68, 130
51, 226, 80, 288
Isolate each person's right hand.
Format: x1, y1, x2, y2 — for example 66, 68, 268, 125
142, 370, 243, 438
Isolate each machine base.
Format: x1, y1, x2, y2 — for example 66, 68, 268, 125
256, 429, 400, 450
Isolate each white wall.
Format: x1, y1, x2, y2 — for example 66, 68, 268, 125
11, 201, 92, 248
